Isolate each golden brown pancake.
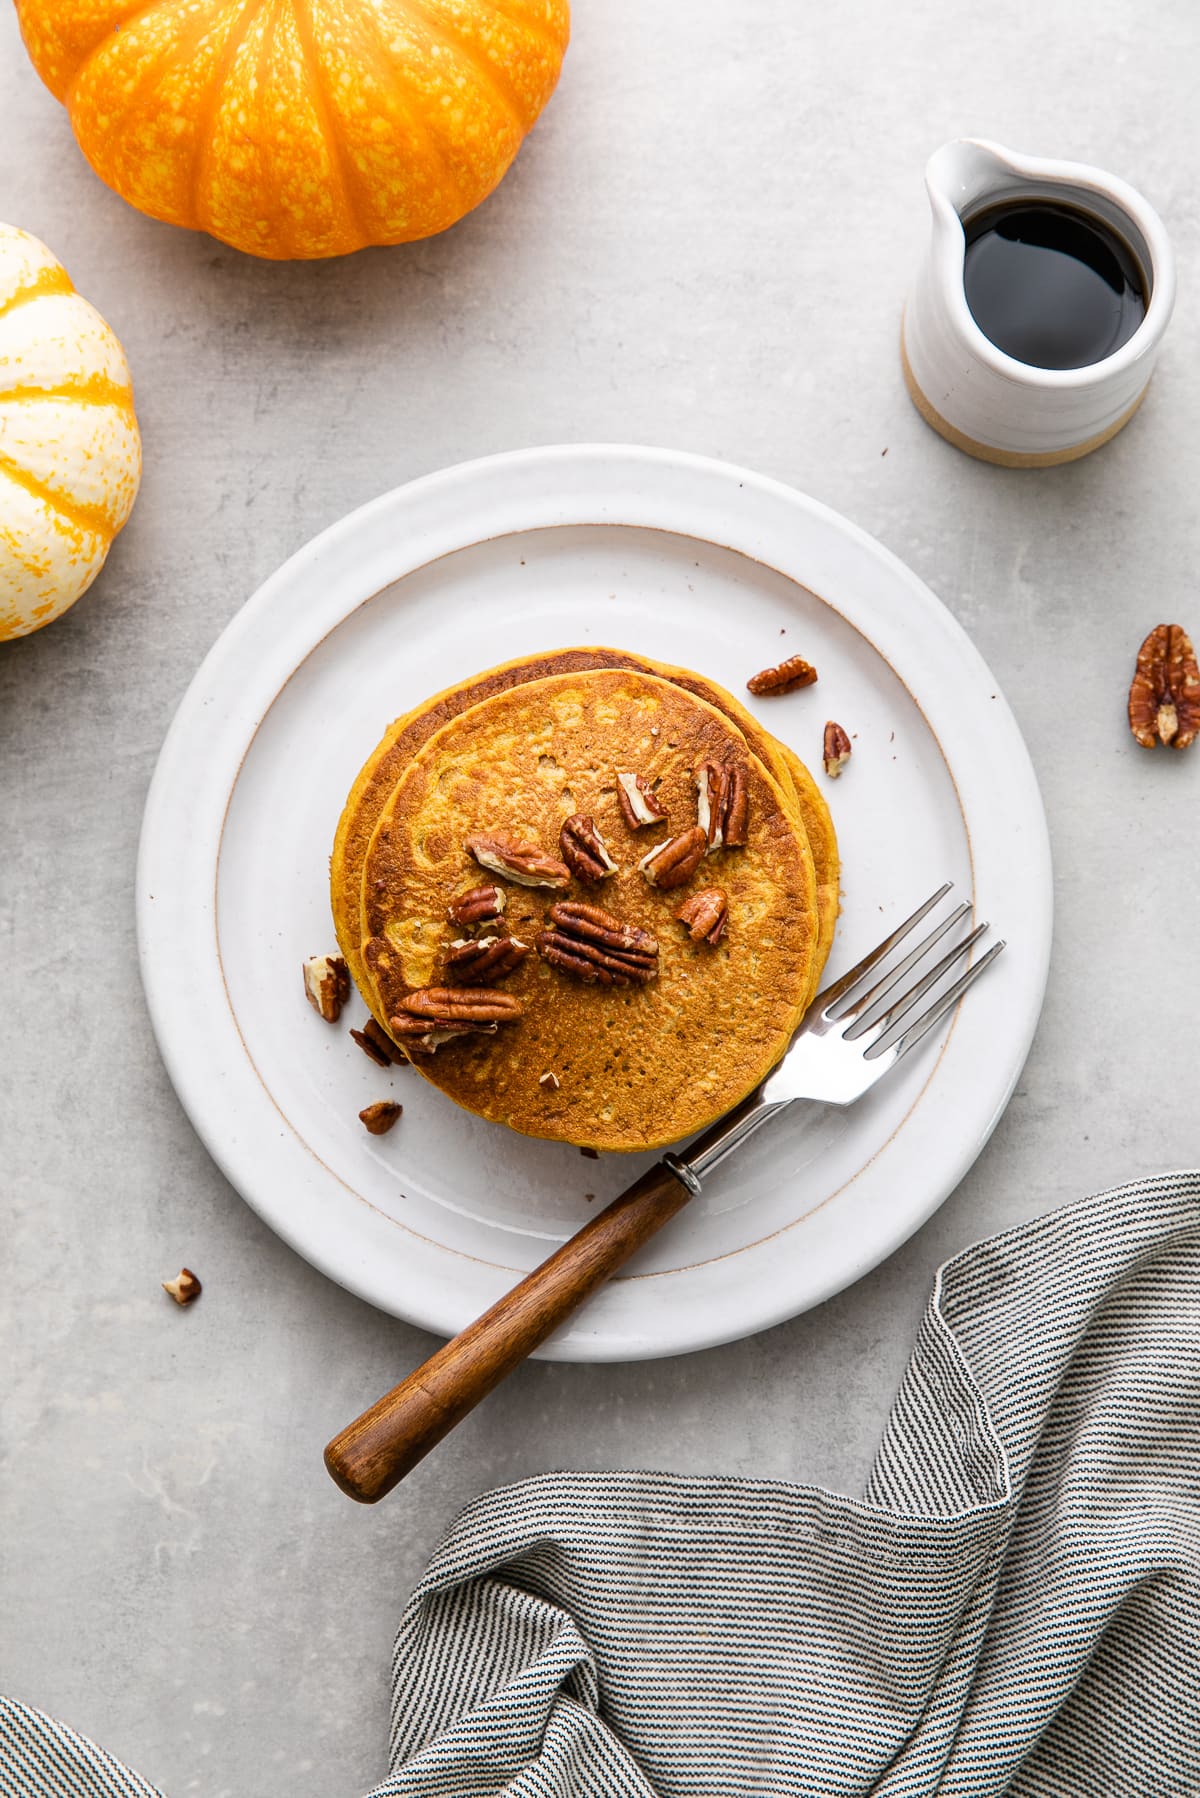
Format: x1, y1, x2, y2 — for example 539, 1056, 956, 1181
331, 650, 671, 1004
331, 647, 838, 1003
779, 745, 840, 979
359, 668, 819, 1151
621, 659, 839, 994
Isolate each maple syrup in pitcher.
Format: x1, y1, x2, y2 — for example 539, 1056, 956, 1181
961, 198, 1148, 370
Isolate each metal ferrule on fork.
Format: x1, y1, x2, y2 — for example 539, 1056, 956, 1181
663, 1090, 793, 1193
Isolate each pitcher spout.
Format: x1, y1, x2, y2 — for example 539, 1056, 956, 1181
924, 138, 1019, 227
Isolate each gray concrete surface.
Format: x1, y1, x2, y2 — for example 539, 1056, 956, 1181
2, 2, 1198, 1792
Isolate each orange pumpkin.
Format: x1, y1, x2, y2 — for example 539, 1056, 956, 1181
15, 0, 570, 261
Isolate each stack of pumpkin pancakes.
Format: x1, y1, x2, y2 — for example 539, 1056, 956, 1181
331, 649, 839, 1153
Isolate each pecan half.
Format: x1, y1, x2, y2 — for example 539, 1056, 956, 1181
396, 986, 524, 1023
162, 1267, 201, 1306
747, 655, 818, 695
1129, 624, 1200, 749
560, 813, 619, 883
676, 887, 728, 945
466, 833, 570, 888
359, 1100, 403, 1136
823, 721, 852, 777
303, 953, 350, 1022
537, 900, 659, 987
548, 901, 657, 957
445, 935, 529, 982
616, 771, 666, 828
638, 825, 707, 890
389, 985, 520, 1054
447, 884, 506, 928
694, 761, 749, 850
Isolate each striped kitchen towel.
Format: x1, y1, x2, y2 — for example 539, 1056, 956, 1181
3, 1172, 1199, 1797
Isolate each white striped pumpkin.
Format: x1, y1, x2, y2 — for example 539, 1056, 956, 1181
0, 223, 141, 641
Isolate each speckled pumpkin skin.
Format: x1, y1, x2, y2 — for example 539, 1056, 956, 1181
15, 0, 571, 261
0, 223, 141, 641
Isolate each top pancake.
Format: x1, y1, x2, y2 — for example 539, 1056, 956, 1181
359, 668, 820, 1151
331, 646, 839, 1007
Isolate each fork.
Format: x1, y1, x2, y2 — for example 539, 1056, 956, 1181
324, 885, 1003, 1502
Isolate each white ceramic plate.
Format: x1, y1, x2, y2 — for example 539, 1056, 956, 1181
137, 445, 1051, 1361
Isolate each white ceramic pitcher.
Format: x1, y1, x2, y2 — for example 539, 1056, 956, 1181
902, 139, 1175, 467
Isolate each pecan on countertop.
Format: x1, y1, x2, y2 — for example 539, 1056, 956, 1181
1129, 624, 1200, 749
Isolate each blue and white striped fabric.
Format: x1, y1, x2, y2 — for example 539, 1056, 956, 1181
4, 1174, 1199, 1797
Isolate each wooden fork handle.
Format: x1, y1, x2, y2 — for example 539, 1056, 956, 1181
323, 1160, 694, 1503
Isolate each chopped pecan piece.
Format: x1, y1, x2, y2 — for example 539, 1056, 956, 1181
447, 884, 506, 928
365, 1017, 404, 1062
359, 1100, 403, 1136
722, 765, 749, 847
537, 900, 659, 987
694, 761, 749, 851
162, 1267, 201, 1306
747, 655, 819, 695
445, 935, 529, 982
638, 825, 707, 890
616, 771, 666, 829
303, 953, 350, 1022
1129, 624, 1200, 749
350, 1027, 389, 1067
823, 721, 853, 777
694, 760, 726, 848
466, 832, 570, 888
560, 813, 619, 883
676, 887, 728, 945
350, 1018, 404, 1067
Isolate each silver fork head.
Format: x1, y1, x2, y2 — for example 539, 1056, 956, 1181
760, 885, 1004, 1107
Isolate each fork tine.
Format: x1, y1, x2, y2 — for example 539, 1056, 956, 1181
850, 922, 990, 1043
812, 883, 952, 1015
864, 939, 1005, 1062
835, 902, 972, 1024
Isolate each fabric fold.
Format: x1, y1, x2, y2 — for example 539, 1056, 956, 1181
4, 1174, 1198, 1797
376, 1174, 1200, 1797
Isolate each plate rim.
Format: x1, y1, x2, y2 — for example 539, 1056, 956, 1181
137, 443, 1053, 1359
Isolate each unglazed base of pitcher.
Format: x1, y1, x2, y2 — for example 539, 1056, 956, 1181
900, 332, 1148, 468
